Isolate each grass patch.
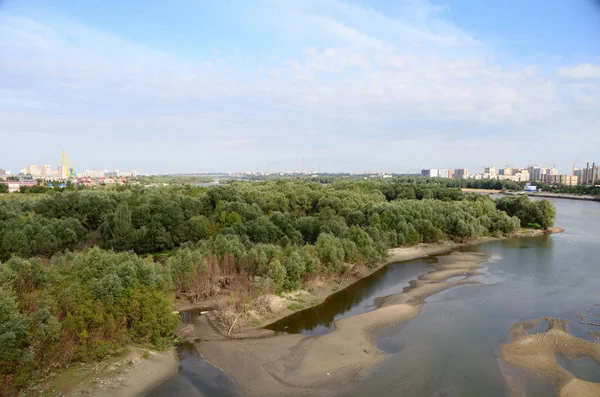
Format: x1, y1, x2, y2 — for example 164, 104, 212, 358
252, 319, 262, 327
287, 303, 304, 311
142, 350, 150, 359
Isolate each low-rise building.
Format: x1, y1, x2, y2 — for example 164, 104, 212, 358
0, 180, 38, 193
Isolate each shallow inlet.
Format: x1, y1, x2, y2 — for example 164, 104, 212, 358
145, 312, 241, 397
266, 257, 434, 335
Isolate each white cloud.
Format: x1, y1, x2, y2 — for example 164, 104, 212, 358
557, 63, 600, 79
0, 1, 598, 173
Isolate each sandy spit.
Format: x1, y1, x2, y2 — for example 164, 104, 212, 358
197, 251, 490, 397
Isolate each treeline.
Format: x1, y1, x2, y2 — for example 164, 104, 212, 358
0, 180, 557, 261
0, 179, 557, 394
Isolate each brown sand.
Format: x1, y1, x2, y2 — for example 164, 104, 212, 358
197, 251, 490, 397
500, 318, 600, 397
48, 347, 178, 397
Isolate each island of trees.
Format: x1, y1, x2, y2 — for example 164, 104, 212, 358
0, 178, 556, 394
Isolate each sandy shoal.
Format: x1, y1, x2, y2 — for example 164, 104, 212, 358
500, 318, 600, 397
197, 251, 490, 397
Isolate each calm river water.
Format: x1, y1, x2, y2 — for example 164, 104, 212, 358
148, 197, 600, 396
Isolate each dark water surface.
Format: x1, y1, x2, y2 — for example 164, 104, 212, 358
146, 342, 241, 397
149, 198, 600, 396
266, 257, 434, 335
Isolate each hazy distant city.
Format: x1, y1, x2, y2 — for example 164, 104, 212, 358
1, 150, 598, 193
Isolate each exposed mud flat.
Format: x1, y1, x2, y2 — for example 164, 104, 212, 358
500, 318, 600, 397
197, 251, 490, 397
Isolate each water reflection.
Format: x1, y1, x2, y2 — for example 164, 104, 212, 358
266, 259, 433, 335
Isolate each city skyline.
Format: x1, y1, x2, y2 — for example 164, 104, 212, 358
3, 158, 598, 178
1, 0, 600, 173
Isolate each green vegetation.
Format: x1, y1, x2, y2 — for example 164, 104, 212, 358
0, 178, 557, 394
0, 249, 177, 394
496, 196, 556, 229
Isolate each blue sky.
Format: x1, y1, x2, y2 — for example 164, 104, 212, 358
1, 0, 599, 174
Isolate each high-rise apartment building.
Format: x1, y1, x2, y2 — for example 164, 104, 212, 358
41, 165, 52, 177
577, 163, 598, 185
453, 169, 468, 179
421, 169, 439, 178
484, 166, 496, 177
541, 174, 578, 186
25, 165, 40, 176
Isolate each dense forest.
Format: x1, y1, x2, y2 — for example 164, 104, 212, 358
0, 179, 556, 394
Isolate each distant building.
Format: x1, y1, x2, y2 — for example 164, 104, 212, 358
79, 169, 107, 178
0, 168, 9, 176
439, 169, 450, 178
0, 180, 38, 193
524, 184, 538, 192
24, 165, 40, 177
41, 165, 53, 177
576, 163, 599, 185
421, 169, 439, 178
541, 174, 578, 186
453, 168, 468, 179
484, 166, 496, 177
528, 166, 549, 182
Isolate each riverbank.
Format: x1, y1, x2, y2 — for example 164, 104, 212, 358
461, 188, 501, 194
196, 251, 490, 397
39, 346, 178, 397
460, 187, 600, 202
503, 191, 600, 202
193, 227, 561, 336
71, 228, 562, 397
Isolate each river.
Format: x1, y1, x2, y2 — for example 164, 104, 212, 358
148, 197, 600, 396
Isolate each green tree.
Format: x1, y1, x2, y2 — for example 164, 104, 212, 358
0, 288, 28, 374
316, 233, 345, 273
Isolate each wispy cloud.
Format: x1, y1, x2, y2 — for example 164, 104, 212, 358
0, 0, 598, 173
557, 62, 600, 79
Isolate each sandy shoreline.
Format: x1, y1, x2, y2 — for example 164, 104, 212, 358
196, 251, 491, 397
45, 346, 178, 397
